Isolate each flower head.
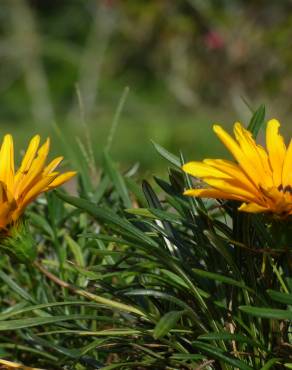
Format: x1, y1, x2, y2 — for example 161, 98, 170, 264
0, 134, 76, 229
182, 119, 292, 216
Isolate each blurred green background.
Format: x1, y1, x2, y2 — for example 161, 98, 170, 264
1, 0, 292, 171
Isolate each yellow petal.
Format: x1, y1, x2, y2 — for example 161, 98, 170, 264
14, 135, 40, 184
0, 181, 15, 204
238, 202, 269, 213
266, 119, 286, 186
203, 159, 260, 196
259, 186, 291, 214
43, 156, 63, 176
15, 138, 50, 198
202, 178, 260, 202
256, 144, 273, 179
0, 182, 16, 227
46, 171, 77, 189
233, 122, 273, 188
0, 201, 16, 228
0, 134, 14, 191
184, 188, 245, 201
281, 138, 292, 188
14, 173, 58, 220
16, 135, 40, 174
182, 161, 232, 179
213, 124, 262, 187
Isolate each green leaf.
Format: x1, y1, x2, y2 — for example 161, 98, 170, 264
171, 353, 205, 361
239, 306, 292, 320
204, 230, 239, 275
153, 310, 184, 339
55, 191, 158, 248
247, 104, 265, 138
100, 362, 151, 370
0, 314, 100, 331
192, 341, 253, 370
37, 328, 142, 337
125, 208, 156, 218
0, 270, 35, 303
126, 208, 183, 225
267, 290, 292, 305
192, 268, 252, 291
102, 151, 132, 208
151, 141, 181, 167
27, 212, 55, 239
65, 235, 85, 267
0, 343, 57, 361
93, 175, 110, 203
125, 177, 148, 208
160, 269, 188, 289
260, 358, 282, 370
0, 301, 99, 321
126, 289, 206, 331
198, 332, 263, 348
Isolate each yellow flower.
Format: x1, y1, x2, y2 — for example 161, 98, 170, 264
182, 119, 292, 216
0, 134, 76, 229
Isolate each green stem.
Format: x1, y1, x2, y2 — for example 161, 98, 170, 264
269, 256, 289, 293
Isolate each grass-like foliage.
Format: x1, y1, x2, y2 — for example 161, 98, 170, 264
0, 108, 291, 369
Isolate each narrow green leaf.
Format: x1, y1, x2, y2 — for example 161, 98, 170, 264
239, 306, 292, 320
125, 177, 148, 208
247, 104, 265, 138
192, 268, 251, 291
100, 362, 151, 370
160, 269, 188, 289
0, 270, 35, 303
27, 212, 55, 239
153, 310, 184, 339
192, 341, 253, 370
260, 358, 282, 370
103, 151, 132, 208
125, 208, 156, 218
0, 314, 99, 331
126, 208, 183, 224
204, 230, 239, 274
198, 332, 263, 348
151, 141, 181, 167
37, 328, 142, 336
55, 191, 158, 248
0, 343, 57, 361
171, 353, 205, 361
267, 290, 292, 305
93, 175, 110, 203
65, 235, 85, 267
0, 301, 99, 321
126, 289, 206, 331
106, 85, 130, 152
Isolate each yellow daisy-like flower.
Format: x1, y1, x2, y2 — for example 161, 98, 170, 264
182, 119, 292, 216
0, 134, 76, 229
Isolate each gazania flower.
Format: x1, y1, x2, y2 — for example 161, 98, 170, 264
0, 134, 76, 229
182, 119, 292, 216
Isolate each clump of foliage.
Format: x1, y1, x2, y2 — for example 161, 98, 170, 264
0, 107, 291, 369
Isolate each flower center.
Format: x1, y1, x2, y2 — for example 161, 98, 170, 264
278, 184, 292, 194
